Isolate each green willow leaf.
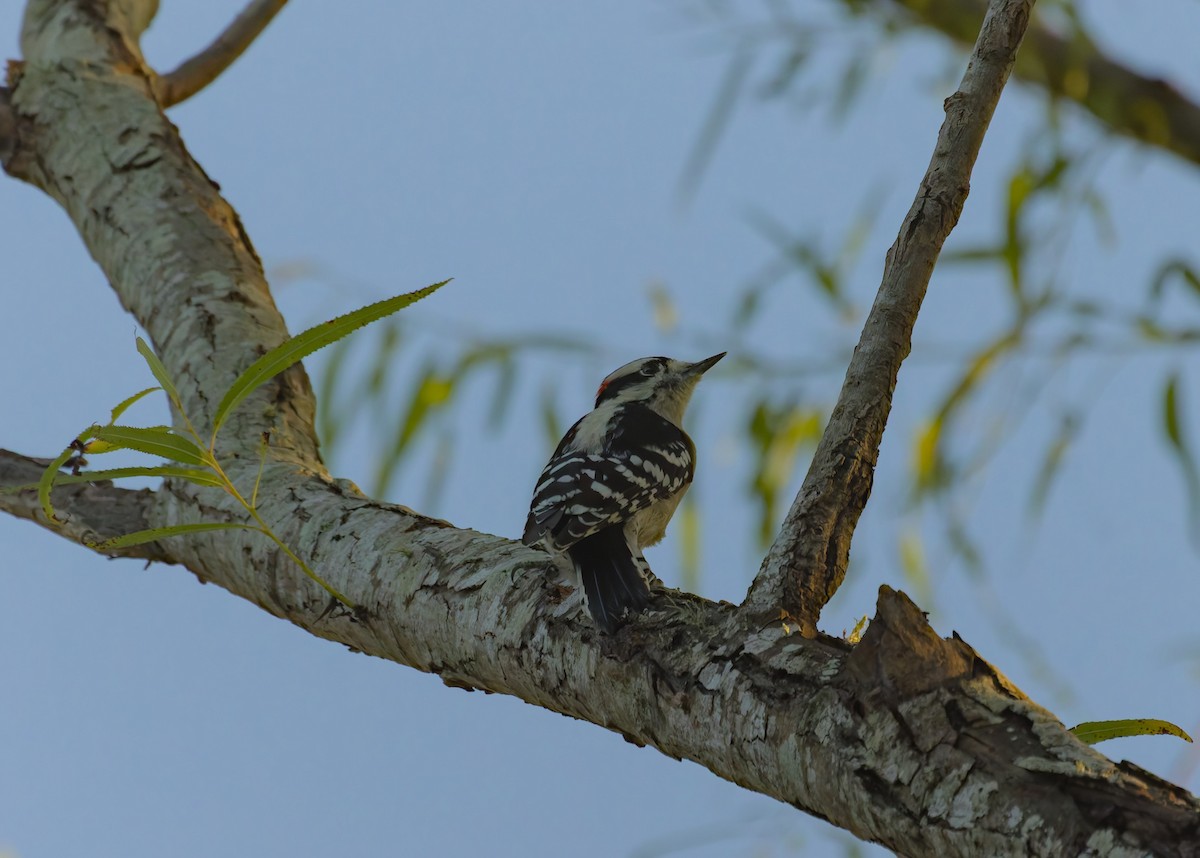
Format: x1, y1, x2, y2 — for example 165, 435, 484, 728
486, 353, 517, 429
678, 494, 701, 593
37, 443, 81, 523
91, 521, 264, 551
373, 363, 454, 499
212, 281, 448, 440
136, 337, 183, 411
109, 386, 161, 425
539, 384, 561, 453
90, 425, 209, 466
899, 529, 933, 608
1162, 372, 1200, 519
1149, 259, 1200, 306
1029, 412, 1079, 518
52, 465, 225, 488
1164, 373, 1185, 448
1070, 719, 1192, 745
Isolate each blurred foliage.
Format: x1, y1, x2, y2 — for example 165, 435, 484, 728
669, 0, 1200, 582
300, 1, 1200, 656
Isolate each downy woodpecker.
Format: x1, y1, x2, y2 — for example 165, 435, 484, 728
522, 353, 725, 633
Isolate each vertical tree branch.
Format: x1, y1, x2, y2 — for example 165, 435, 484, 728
743, 0, 1035, 630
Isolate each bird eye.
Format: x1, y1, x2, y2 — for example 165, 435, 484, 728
640, 364, 657, 377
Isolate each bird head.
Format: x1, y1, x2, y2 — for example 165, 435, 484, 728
594, 352, 726, 425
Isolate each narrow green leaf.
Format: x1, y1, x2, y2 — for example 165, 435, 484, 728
676, 44, 751, 204
1138, 316, 1170, 342
366, 323, 404, 397
1004, 167, 1035, 294
732, 282, 765, 331
941, 245, 1004, 265
373, 364, 454, 499
1029, 413, 1079, 518
912, 419, 944, 494
648, 283, 678, 334
899, 529, 933, 608
745, 400, 822, 548
1070, 719, 1192, 745
84, 424, 173, 456
91, 521, 264, 551
486, 353, 516, 429
912, 331, 1021, 501
37, 443, 81, 523
213, 281, 448, 440
315, 335, 359, 455
832, 52, 869, 121
51, 465, 226, 488
136, 337, 183, 411
1164, 373, 1185, 449
91, 425, 209, 466
1161, 372, 1200, 520
420, 433, 454, 512
539, 383, 562, 453
678, 494, 701, 593
109, 386, 161, 425
1149, 259, 1200, 306
947, 518, 985, 581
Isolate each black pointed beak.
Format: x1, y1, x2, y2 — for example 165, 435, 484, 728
685, 352, 726, 376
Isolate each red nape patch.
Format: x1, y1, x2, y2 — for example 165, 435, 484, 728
596, 379, 610, 399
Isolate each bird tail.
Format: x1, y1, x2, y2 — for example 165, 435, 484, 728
567, 527, 651, 634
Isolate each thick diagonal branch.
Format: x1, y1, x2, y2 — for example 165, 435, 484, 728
154, 0, 288, 107
744, 0, 1034, 628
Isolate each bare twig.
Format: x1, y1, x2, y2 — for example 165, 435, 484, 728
155, 0, 287, 107
743, 0, 1035, 630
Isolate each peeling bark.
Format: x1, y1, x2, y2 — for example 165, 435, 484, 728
3, 1, 1199, 855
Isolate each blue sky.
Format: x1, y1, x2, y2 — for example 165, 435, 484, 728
3, 2, 1200, 856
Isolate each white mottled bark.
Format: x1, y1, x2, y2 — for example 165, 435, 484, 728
1, 1, 1198, 854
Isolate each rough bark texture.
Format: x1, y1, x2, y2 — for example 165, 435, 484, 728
745, 0, 1034, 628
2, 1, 1199, 855
0, 450, 169, 562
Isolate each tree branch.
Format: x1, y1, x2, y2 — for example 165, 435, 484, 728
15, 462, 1200, 853
0, 449, 174, 563
0, 85, 15, 162
154, 0, 288, 107
883, 0, 1200, 169
5, 0, 1200, 853
743, 0, 1034, 630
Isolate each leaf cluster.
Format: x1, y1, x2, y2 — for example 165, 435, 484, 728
25, 283, 448, 606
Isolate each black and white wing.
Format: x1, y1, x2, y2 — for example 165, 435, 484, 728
522, 405, 695, 550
